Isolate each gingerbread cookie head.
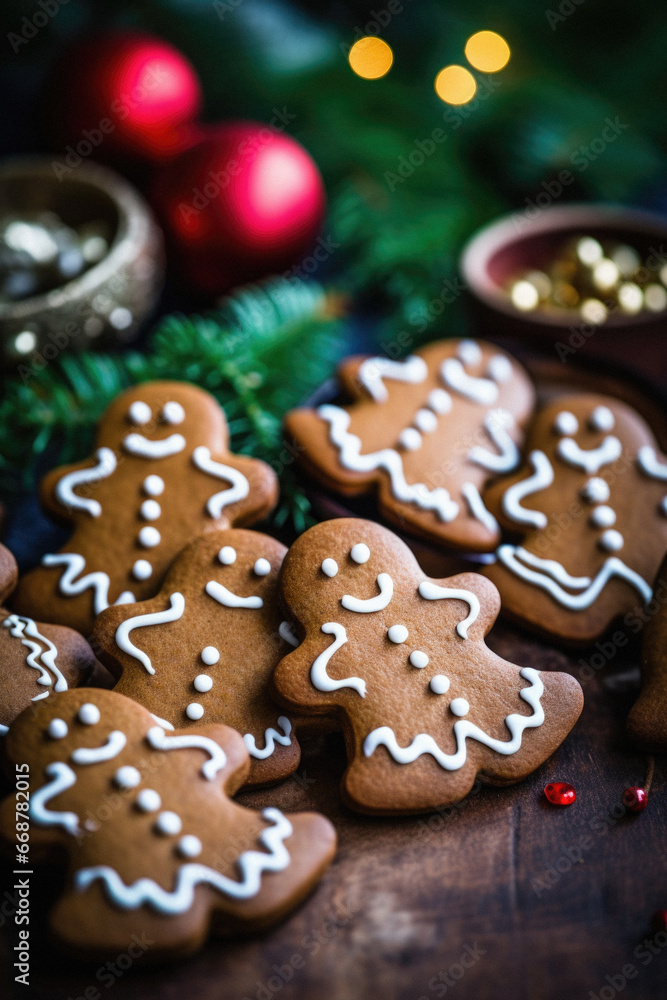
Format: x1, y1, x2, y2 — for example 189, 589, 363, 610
483, 394, 667, 644
0, 543, 95, 734
284, 339, 535, 552
0, 688, 336, 959
272, 518, 583, 814
13, 381, 279, 635
93, 528, 301, 787
627, 555, 667, 749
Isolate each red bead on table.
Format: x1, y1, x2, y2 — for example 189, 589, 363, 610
544, 782, 576, 806
622, 786, 648, 812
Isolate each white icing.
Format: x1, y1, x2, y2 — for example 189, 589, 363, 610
487, 355, 512, 383
253, 558, 271, 577
55, 447, 117, 518
427, 389, 452, 414
319, 405, 459, 521
441, 358, 498, 405
468, 409, 519, 473
123, 432, 186, 459
156, 811, 182, 835
146, 727, 226, 780
278, 621, 299, 647
461, 482, 500, 535
589, 505, 616, 528
139, 526, 161, 548
48, 718, 68, 739
357, 355, 428, 403
496, 545, 652, 607
350, 543, 370, 564
589, 406, 615, 432
321, 558, 338, 578
417, 582, 481, 639
129, 401, 152, 425
410, 651, 429, 669
599, 529, 624, 552
205, 580, 263, 609
136, 789, 161, 813
115, 766, 141, 789
415, 408, 438, 433
78, 704, 100, 725
2, 614, 68, 692
140, 499, 161, 520
450, 698, 470, 716
43, 552, 114, 616
143, 475, 164, 497
178, 835, 202, 858
458, 340, 482, 366
32, 691, 49, 702
161, 401, 185, 425
341, 573, 393, 613
501, 450, 554, 529
557, 435, 622, 473
364, 668, 545, 770
218, 546, 237, 565
430, 675, 450, 694
243, 717, 292, 759
311, 623, 365, 697
580, 477, 610, 504
74, 807, 292, 910
0, 723, 8, 735
150, 713, 174, 731
638, 445, 667, 480
186, 703, 204, 720
191, 446, 250, 517
194, 675, 213, 694
387, 624, 408, 644
553, 412, 579, 436
71, 731, 126, 765
116, 590, 136, 605
399, 428, 422, 451
132, 559, 152, 581
29, 761, 79, 835
201, 646, 220, 664
115, 594, 185, 676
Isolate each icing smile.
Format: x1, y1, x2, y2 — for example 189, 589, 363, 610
123, 433, 187, 459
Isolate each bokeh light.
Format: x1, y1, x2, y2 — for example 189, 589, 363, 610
464, 31, 511, 73
348, 37, 394, 80
434, 65, 477, 105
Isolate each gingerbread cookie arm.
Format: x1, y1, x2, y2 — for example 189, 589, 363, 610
39, 450, 119, 526
202, 451, 279, 526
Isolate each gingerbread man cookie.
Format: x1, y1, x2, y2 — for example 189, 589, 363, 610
0, 543, 95, 734
483, 394, 667, 643
13, 382, 278, 635
627, 554, 667, 749
284, 339, 535, 551
0, 689, 336, 959
272, 518, 583, 814
93, 529, 301, 787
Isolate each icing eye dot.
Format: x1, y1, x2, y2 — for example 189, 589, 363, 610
186, 703, 204, 720
487, 355, 512, 383
132, 559, 152, 581
114, 766, 141, 790
350, 543, 370, 565
589, 405, 615, 433
398, 428, 422, 451
218, 546, 236, 565
409, 650, 429, 669
138, 526, 161, 548
589, 505, 616, 529
599, 529, 624, 552
128, 400, 151, 425
450, 697, 470, 717
458, 340, 482, 366
321, 558, 338, 578
554, 411, 579, 437
155, 811, 182, 836
48, 718, 68, 739
78, 703, 100, 726
253, 558, 271, 577
177, 834, 202, 858
161, 401, 185, 425
430, 675, 450, 695
580, 477, 610, 504
140, 500, 161, 521
136, 789, 161, 813
194, 674, 213, 693
427, 388, 452, 414
387, 624, 409, 644
143, 475, 164, 497
415, 409, 438, 433
201, 646, 219, 665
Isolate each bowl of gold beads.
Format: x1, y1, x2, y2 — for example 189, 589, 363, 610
0, 158, 164, 369
460, 203, 667, 376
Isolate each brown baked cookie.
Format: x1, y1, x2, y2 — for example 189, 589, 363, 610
0, 688, 336, 960
483, 394, 667, 644
272, 517, 583, 815
93, 528, 301, 787
13, 382, 278, 636
284, 339, 535, 551
627, 555, 667, 748
0, 543, 95, 734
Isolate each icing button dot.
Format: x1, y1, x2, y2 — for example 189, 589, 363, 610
321, 558, 338, 578
580, 477, 610, 504
143, 475, 164, 497
415, 408, 438, 433
599, 529, 624, 552
155, 811, 182, 836
409, 650, 429, 669
114, 766, 141, 789
78, 703, 100, 726
48, 718, 68, 739
136, 789, 161, 813
449, 698, 469, 717
427, 388, 451, 414
589, 505, 616, 529
398, 428, 422, 451
589, 405, 615, 433
253, 558, 271, 576
132, 559, 153, 581
218, 546, 236, 565
487, 355, 512, 382
430, 674, 450, 695
350, 543, 370, 565
161, 401, 185, 425
128, 400, 151, 425
554, 411, 579, 436
140, 499, 161, 521
387, 624, 409, 644
201, 646, 219, 665
186, 703, 204, 720
194, 674, 213, 693
177, 834, 202, 858
458, 340, 482, 366
138, 526, 161, 548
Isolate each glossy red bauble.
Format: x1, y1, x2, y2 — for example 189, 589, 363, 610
44, 32, 202, 163
151, 123, 326, 295
622, 786, 648, 812
544, 782, 576, 806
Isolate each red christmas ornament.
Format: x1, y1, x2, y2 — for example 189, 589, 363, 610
622, 786, 648, 812
544, 782, 576, 806
151, 123, 326, 295
651, 911, 667, 933
44, 32, 202, 163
